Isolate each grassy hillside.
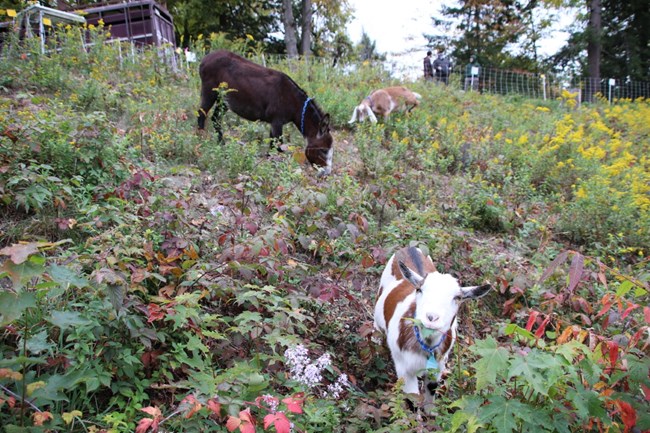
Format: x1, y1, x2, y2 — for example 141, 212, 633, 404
1, 28, 649, 432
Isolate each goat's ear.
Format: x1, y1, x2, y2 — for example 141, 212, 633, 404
367, 108, 378, 123
460, 284, 492, 300
398, 260, 424, 288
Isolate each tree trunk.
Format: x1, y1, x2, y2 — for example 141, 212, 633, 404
282, 0, 299, 57
586, 0, 602, 102
300, 0, 312, 58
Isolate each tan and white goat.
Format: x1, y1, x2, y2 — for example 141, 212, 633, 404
374, 246, 491, 399
348, 86, 421, 123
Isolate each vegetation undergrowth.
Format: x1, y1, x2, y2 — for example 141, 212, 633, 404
1, 26, 648, 433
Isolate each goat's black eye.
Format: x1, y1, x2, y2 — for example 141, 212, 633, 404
453, 295, 462, 301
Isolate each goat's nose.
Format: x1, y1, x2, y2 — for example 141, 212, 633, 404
426, 313, 439, 323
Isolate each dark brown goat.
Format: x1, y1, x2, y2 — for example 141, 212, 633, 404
197, 50, 334, 176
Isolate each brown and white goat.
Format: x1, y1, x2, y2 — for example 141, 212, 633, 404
348, 86, 421, 123
374, 246, 491, 400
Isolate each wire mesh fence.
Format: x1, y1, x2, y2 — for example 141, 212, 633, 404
446, 67, 650, 105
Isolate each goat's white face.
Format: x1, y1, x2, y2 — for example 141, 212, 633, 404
398, 262, 492, 332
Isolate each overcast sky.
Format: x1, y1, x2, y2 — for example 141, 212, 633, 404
346, 0, 576, 79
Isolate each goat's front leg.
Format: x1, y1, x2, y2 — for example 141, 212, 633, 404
269, 122, 284, 152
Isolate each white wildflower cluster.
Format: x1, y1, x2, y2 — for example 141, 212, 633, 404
261, 394, 279, 413
324, 373, 349, 399
283, 345, 349, 399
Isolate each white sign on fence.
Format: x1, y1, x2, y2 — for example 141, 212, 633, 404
185, 51, 197, 63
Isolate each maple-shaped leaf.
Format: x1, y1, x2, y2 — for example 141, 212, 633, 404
282, 393, 305, 414
470, 336, 510, 391
264, 412, 291, 433
135, 417, 155, 433
480, 396, 532, 433
137, 406, 162, 433
508, 349, 562, 396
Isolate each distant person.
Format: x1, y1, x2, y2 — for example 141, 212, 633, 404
464, 55, 480, 91
433, 50, 451, 85
423, 50, 434, 81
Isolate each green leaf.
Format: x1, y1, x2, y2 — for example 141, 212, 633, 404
0, 259, 46, 290
553, 340, 589, 364
479, 396, 530, 433
504, 323, 535, 341
567, 386, 606, 421
0, 291, 36, 325
448, 396, 485, 433
31, 373, 71, 403
47, 310, 92, 331
471, 336, 510, 390
24, 329, 54, 355
508, 349, 563, 396
106, 283, 124, 312
616, 280, 634, 297
47, 264, 90, 289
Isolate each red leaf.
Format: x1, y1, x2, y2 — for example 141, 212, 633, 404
614, 400, 637, 433
534, 316, 551, 339
138, 407, 162, 432
225, 416, 241, 432
227, 408, 256, 433
147, 304, 166, 323
361, 254, 375, 268
596, 294, 615, 318
538, 250, 569, 284
207, 399, 221, 416
525, 310, 540, 332
282, 393, 305, 414
567, 253, 584, 293
181, 395, 202, 419
274, 239, 289, 254
621, 303, 638, 319
135, 418, 154, 433
264, 412, 291, 433
644, 306, 650, 324
607, 341, 619, 367
317, 284, 340, 302
141, 406, 162, 419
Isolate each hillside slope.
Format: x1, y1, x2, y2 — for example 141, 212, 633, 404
1, 33, 648, 432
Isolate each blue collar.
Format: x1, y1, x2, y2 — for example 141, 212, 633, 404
300, 97, 312, 135
413, 325, 446, 357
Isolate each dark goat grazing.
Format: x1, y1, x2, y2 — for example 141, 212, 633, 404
197, 50, 334, 176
